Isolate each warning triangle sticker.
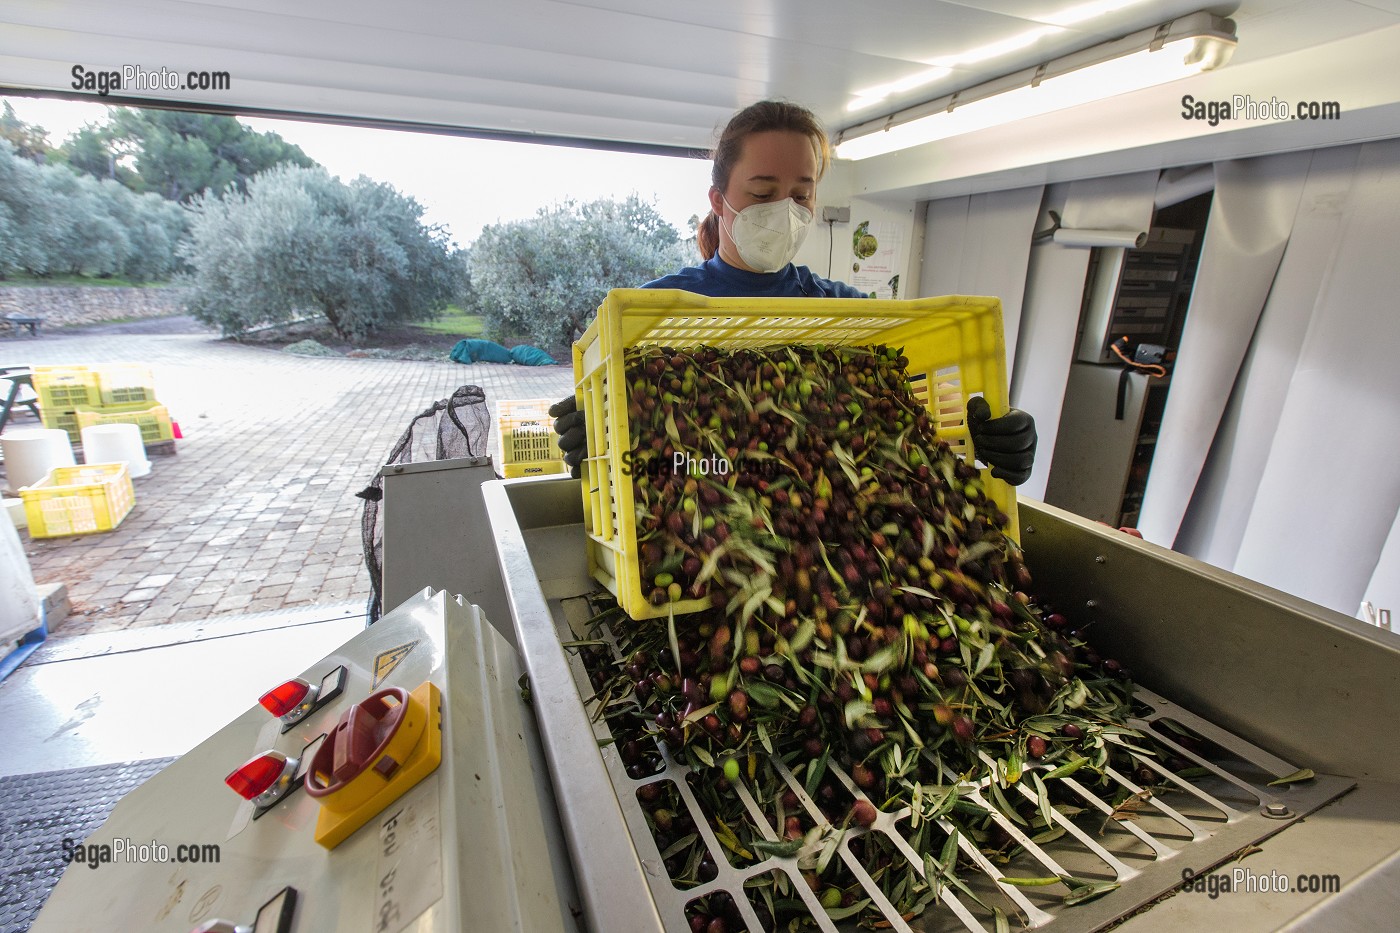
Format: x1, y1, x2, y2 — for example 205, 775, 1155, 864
372, 641, 419, 688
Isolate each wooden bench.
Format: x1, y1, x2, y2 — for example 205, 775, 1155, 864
4, 313, 43, 337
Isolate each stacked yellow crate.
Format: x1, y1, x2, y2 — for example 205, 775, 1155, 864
30, 365, 99, 442
32, 364, 174, 446
496, 398, 568, 478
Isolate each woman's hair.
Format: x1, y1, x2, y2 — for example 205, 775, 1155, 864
697, 100, 831, 261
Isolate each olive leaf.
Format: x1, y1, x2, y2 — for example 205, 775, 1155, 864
682, 702, 720, 725
998, 875, 1063, 887
1268, 768, 1315, 786
1033, 771, 1054, 829
1060, 875, 1121, 906
660, 833, 698, 861
1042, 756, 1089, 781
751, 838, 804, 858
821, 899, 871, 921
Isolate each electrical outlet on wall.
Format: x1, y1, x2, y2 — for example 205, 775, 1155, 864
821, 206, 850, 223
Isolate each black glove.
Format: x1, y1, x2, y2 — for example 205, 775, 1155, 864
549, 395, 586, 479
966, 396, 1036, 486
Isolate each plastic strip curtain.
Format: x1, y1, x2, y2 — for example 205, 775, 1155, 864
1227, 139, 1400, 614
1136, 152, 1310, 547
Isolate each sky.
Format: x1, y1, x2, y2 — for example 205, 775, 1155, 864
2, 95, 715, 249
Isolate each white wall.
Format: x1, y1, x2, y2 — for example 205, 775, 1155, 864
795, 161, 921, 296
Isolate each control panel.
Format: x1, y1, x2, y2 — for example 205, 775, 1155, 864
30, 589, 582, 933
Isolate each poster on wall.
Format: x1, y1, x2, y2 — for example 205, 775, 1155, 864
847, 220, 903, 299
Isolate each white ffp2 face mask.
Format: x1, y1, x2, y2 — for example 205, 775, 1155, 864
722, 195, 814, 273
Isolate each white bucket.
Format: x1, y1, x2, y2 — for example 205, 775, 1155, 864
1, 427, 77, 492
81, 423, 151, 478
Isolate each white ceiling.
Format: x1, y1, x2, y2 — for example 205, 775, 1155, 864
2, 0, 1399, 194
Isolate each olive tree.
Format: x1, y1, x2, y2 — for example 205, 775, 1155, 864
0, 200, 18, 278
95, 181, 189, 281
0, 140, 46, 276
180, 165, 464, 341
39, 166, 129, 277
0, 138, 188, 280
469, 195, 693, 348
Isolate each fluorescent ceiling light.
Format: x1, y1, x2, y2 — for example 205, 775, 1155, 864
844, 0, 1152, 114
935, 26, 1060, 67
835, 12, 1236, 161
846, 25, 1060, 113
848, 67, 952, 112
1043, 0, 1150, 28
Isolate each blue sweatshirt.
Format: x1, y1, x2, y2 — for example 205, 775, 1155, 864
642, 255, 870, 299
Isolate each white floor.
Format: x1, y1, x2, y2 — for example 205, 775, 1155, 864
0, 605, 364, 777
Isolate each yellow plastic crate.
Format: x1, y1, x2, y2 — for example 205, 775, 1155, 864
20, 462, 135, 538
95, 364, 158, 407
503, 460, 567, 479
31, 365, 99, 415
75, 403, 174, 445
573, 288, 1015, 621
40, 409, 81, 443
497, 398, 566, 479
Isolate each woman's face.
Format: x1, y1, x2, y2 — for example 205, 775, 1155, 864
709, 130, 819, 272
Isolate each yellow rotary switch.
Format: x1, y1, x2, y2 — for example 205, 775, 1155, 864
304, 681, 442, 849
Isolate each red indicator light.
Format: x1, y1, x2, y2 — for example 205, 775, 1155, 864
260, 680, 312, 717
225, 752, 290, 800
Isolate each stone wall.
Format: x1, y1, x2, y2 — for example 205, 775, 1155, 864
0, 286, 189, 329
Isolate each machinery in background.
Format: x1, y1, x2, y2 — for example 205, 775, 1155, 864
1045, 361, 1170, 527
1051, 202, 1209, 528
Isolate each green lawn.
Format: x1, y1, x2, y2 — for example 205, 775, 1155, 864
411, 306, 485, 337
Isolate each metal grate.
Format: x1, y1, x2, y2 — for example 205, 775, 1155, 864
558, 595, 1353, 932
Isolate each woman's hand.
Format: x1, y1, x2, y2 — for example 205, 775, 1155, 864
549, 396, 586, 478
966, 396, 1037, 486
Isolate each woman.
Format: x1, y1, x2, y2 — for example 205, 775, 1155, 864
553, 100, 1036, 483
642, 100, 866, 298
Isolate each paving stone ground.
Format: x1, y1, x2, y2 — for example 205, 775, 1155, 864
1, 319, 574, 638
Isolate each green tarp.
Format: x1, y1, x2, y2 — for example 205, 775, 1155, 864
449, 339, 557, 366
